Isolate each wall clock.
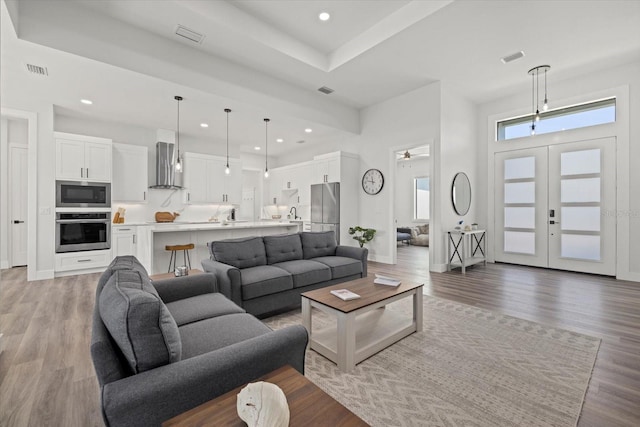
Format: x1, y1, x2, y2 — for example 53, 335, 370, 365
362, 168, 384, 195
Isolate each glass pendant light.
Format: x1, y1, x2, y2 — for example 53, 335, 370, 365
224, 108, 231, 175
264, 118, 270, 178
174, 95, 183, 172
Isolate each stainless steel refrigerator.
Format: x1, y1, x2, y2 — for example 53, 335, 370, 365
310, 182, 340, 243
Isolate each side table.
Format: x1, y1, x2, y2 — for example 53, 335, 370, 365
447, 229, 486, 274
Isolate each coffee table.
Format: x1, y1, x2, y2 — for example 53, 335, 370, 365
162, 365, 368, 426
149, 269, 204, 281
301, 277, 423, 372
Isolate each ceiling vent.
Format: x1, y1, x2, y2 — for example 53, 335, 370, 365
26, 63, 48, 76
175, 25, 205, 44
318, 86, 334, 95
296, 140, 306, 144
501, 51, 525, 64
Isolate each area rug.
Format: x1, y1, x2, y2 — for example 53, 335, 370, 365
264, 296, 600, 427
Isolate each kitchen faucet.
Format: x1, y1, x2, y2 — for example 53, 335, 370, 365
289, 206, 299, 220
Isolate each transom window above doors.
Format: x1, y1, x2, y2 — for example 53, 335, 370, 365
496, 98, 616, 141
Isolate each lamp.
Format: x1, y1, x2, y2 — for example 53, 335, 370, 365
264, 118, 270, 178
528, 65, 550, 135
174, 95, 183, 172
224, 108, 231, 175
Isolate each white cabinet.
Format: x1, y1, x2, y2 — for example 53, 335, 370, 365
183, 153, 242, 204
265, 169, 283, 205
112, 226, 137, 258
112, 143, 148, 203
55, 250, 112, 272
313, 157, 340, 184
55, 132, 112, 182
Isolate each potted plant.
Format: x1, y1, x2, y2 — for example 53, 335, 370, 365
348, 226, 376, 248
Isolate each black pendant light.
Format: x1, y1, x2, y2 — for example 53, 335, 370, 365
224, 108, 231, 175
174, 95, 183, 172
264, 118, 270, 178
528, 65, 550, 136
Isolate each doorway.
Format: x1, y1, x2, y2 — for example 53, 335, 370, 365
494, 137, 616, 276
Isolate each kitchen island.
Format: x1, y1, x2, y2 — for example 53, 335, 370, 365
125, 221, 300, 274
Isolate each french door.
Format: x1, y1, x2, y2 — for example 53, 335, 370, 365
494, 137, 616, 276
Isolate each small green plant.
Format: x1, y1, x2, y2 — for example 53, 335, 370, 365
348, 226, 376, 248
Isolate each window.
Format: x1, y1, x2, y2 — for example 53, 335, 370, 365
414, 176, 429, 220
497, 98, 615, 141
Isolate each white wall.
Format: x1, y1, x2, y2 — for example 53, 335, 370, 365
352, 82, 442, 263
395, 157, 430, 226
432, 83, 478, 271
477, 60, 640, 282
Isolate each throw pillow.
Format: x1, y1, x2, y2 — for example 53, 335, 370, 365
99, 269, 181, 374
418, 224, 429, 235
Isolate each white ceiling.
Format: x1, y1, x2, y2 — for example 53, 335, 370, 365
2, 0, 640, 158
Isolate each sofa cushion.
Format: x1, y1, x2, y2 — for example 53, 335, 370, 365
418, 224, 429, 234
97, 255, 148, 295
166, 293, 245, 326
209, 237, 267, 269
240, 265, 293, 300
300, 231, 337, 259
263, 234, 303, 264
179, 313, 272, 359
312, 256, 363, 279
272, 260, 332, 288
99, 270, 181, 374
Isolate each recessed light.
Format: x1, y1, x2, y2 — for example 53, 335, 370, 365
200, 123, 209, 128
254, 146, 261, 151
304, 128, 312, 133
81, 99, 93, 105
318, 12, 330, 21
276, 138, 283, 143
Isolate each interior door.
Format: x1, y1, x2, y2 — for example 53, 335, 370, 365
494, 138, 616, 276
10, 145, 28, 266
548, 138, 616, 275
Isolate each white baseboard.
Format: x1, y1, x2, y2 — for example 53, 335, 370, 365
617, 271, 640, 283
369, 254, 393, 264
35, 269, 55, 281
54, 267, 105, 278
430, 263, 448, 273
0, 260, 8, 269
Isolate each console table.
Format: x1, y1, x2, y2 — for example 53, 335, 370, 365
447, 229, 486, 274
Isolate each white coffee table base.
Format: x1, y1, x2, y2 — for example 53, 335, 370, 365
302, 289, 423, 372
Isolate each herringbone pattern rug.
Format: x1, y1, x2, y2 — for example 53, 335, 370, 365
264, 296, 600, 427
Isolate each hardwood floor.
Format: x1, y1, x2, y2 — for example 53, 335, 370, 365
1, 248, 639, 426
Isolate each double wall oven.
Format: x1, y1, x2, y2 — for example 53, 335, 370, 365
56, 181, 111, 253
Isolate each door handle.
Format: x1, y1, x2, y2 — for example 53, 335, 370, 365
549, 220, 560, 225
13, 220, 24, 224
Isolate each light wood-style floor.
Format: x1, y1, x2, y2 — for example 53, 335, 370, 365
1, 246, 639, 426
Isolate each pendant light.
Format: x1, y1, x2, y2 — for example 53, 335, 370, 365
528, 65, 550, 135
224, 108, 231, 175
264, 118, 270, 178
174, 95, 183, 172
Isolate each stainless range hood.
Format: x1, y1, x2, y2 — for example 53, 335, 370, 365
149, 141, 183, 189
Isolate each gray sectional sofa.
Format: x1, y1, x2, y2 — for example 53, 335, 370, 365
202, 231, 369, 317
91, 256, 308, 427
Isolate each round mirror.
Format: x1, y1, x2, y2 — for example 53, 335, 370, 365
451, 172, 471, 216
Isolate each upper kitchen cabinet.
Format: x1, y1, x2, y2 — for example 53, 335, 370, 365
112, 143, 148, 203
312, 154, 341, 184
55, 132, 112, 182
183, 152, 241, 204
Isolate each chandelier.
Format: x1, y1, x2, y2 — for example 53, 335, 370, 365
528, 65, 550, 135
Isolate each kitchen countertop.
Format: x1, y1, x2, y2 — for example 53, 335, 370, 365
113, 221, 300, 231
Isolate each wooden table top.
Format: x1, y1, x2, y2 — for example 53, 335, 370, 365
149, 269, 204, 281
301, 276, 423, 313
162, 365, 369, 426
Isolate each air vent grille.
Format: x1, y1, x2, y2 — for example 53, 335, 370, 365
318, 86, 334, 94
175, 25, 205, 44
26, 64, 48, 76
501, 51, 525, 64
296, 140, 306, 144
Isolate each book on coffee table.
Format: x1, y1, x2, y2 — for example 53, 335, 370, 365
330, 289, 361, 301
374, 274, 401, 287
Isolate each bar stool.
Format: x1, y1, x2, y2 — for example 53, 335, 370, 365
165, 243, 195, 273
